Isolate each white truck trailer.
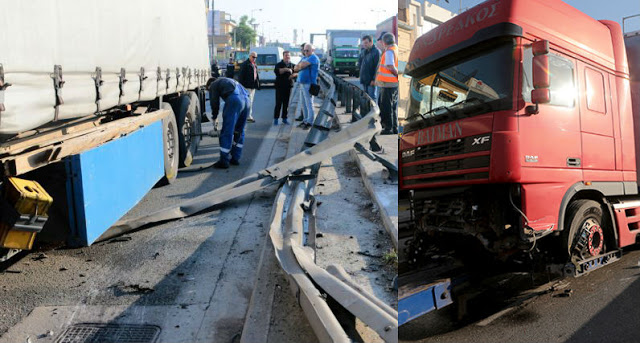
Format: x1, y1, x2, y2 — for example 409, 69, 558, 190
0, 0, 210, 260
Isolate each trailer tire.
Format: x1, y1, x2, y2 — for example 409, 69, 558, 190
172, 93, 198, 168
563, 199, 607, 260
186, 91, 202, 154
159, 103, 179, 186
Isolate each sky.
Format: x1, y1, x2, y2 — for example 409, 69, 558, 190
214, 0, 640, 48
214, 0, 396, 49
433, 0, 640, 32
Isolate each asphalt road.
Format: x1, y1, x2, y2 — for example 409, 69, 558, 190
400, 248, 640, 343
121, 87, 277, 220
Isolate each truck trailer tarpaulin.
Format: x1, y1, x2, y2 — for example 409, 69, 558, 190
0, 0, 210, 135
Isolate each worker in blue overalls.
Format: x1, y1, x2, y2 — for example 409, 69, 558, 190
208, 77, 250, 169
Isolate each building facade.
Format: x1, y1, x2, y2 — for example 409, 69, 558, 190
208, 10, 237, 63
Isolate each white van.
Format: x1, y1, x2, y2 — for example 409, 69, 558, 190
252, 46, 284, 85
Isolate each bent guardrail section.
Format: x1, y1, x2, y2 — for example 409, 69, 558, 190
268, 71, 398, 343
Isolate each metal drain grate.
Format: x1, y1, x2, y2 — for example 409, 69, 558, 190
55, 323, 161, 343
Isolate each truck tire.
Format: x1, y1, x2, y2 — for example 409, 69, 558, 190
563, 199, 607, 260
186, 91, 202, 155
159, 103, 179, 186
171, 93, 198, 168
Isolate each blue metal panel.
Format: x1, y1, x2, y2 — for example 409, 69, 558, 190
398, 279, 453, 326
67, 121, 164, 246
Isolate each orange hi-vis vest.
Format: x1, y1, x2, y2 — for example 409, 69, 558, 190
376, 44, 399, 87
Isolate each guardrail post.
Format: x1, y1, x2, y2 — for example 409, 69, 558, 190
369, 136, 382, 153
341, 81, 347, 108
345, 86, 352, 113
353, 90, 360, 115
363, 96, 370, 116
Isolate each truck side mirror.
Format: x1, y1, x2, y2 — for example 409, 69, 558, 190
527, 40, 551, 115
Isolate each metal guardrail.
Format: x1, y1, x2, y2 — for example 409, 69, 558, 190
331, 76, 398, 182
267, 71, 398, 343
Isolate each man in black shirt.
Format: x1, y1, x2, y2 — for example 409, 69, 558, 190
273, 50, 297, 125
225, 57, 235, 78
239, 52, 260, 123
207, 77, 250, 169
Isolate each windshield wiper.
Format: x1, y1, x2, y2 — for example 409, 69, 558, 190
418, 105, 453, 120
451, 97, 485, 108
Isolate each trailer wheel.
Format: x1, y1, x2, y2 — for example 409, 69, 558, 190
563, 200, 607, 260
172, 93, 199, 168
159, 103, 179, 185
186, 91, 202, 154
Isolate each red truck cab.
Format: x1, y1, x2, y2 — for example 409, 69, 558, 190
400, 0, 640, 266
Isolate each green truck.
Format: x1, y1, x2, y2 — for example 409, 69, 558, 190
326, 30, 375, 77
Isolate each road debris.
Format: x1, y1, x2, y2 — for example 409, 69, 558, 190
553, 289, 574, 298
357, 251, 383, 258
109, 282, 154, 295
32, 253, 48, 261
108, 236, 132, 243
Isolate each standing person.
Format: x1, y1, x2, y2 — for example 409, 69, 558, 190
208, 77, 250, 169
294, 43, 319, 130
375, 32, 399, 135
358, 34, 381, 102
226, 56, 235, 78
273, 50, 297, 125
239, 51, 260, 123
211, 60, 220, 78
295, 43, 307, 122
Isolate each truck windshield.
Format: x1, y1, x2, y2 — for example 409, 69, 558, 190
335, 50, 360, 58
334, 37, 360, 46
407, 41, 514, 124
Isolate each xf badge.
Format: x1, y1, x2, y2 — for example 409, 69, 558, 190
472, 136, 490, 145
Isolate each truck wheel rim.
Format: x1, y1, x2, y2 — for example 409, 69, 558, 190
183, 115, 192, 149
574, 218, 603, 259
167, 121, 175, 160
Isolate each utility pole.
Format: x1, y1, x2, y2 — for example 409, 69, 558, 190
208, 0, 214, 63
251, 8, 262, 47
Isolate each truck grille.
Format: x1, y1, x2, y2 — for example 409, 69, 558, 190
402, 155, 490, 176
402, 172, 489, 186
401, 134, 492, 186
336, 62, 356, 67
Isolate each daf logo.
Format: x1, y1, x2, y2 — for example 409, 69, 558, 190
402, 150, 415, 158
472, 136, 490, 146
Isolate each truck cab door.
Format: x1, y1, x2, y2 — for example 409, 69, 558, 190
576, 61, 616, 175
520, 48, 582, 174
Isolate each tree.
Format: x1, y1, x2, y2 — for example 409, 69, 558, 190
231, 15, 257, 49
